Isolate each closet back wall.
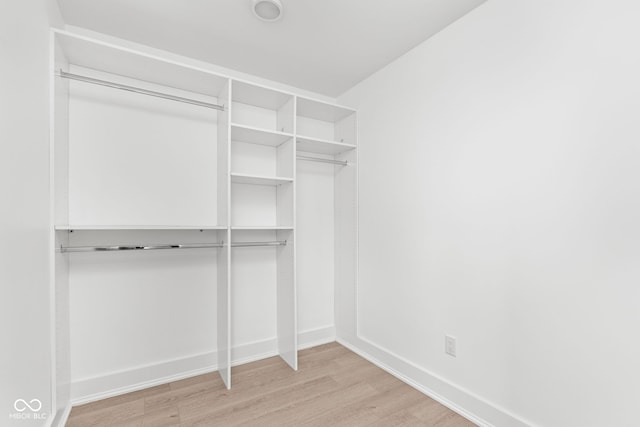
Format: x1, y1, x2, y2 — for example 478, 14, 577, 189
68, 66, 218, 225
66, 65, 221, 396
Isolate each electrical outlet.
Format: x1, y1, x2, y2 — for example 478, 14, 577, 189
445, 335, 457, 357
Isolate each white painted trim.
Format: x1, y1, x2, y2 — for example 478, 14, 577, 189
46, 403, 72, 427
48, 28, 58, 420
71, 351, 216, 405
298, 325, 336, 350
70, 326, 335, 405
337, 336, 535, 427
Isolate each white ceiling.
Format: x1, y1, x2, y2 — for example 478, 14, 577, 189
56, 0, 487, 97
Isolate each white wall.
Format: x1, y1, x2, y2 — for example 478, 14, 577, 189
340, 1, 640, 426
0, 1, 62, 425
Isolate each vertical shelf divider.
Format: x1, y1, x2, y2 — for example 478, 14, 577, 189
217, 79, 232, 389
277, 96, 297, 370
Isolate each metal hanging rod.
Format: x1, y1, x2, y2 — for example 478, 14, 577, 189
60, 240, 287, 253
297, 155, 348, 166
60, 243, 224, 253
56, 70, 225, 111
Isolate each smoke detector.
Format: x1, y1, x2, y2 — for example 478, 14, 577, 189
252, 0, 283, 22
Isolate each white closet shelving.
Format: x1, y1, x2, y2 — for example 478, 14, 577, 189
50, 29, 357, 409
229, 80, 297, 370
294, 97, 358, 343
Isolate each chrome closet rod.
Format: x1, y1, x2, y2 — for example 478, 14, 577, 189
296, 155, 348, 166
60, 243, 224, 253
56, 70, 225, 111
60, 241, 287, 253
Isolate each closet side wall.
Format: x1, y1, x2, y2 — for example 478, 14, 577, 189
0, 1, 63, 425
340, 1, 640, 426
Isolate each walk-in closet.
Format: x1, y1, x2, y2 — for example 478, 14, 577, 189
50, 30, 357, 407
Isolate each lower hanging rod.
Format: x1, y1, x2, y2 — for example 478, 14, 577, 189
297, 155, 348, 166
60, 243, 223, 253
57, 70, 225, 111
60, 241, 287, 253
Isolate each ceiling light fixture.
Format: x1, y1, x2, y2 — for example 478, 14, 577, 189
252, 0, 283, 22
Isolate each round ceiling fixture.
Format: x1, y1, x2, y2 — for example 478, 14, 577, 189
252, 0, 283, 22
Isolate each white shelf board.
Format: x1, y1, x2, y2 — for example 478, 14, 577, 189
231, 226, 294, 230
296, 135, 356, 155
55, 225, 226, 231
231, 123, 293, 147
230, 173, 293, 186
232, 80, 292, 110
297, 97, 355, 122
55, 30, 227, 97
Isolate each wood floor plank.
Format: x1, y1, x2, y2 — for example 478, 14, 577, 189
70, 384, 169, 417
408, 398, 477, 426
66, 397, 145, 427
66, 342, 477, 426
181, 376, 340, 426
238, 379, 378, 427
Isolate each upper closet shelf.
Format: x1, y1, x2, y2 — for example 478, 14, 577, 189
55, 225, 227, 231
232, 80, 292, 110
231, 226, 294, 230
296, 135, 356, 155
296, 97, 355, 122
55, 30, 228, 98
58, 70, 225, 111
231, 173, 293, 186
231, 123, 293, 147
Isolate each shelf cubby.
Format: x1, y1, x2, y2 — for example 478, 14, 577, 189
230, 176, 293, 228
230, 123, 293, 147
231, 125, 294, 179
296, 135, 356, 155
231, 81, 294, 134
296, 97, 356, 147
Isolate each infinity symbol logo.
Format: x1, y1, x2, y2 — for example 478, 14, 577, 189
14, 399, 42, 412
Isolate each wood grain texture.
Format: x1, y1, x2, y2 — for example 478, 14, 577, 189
66, 343, 476, 426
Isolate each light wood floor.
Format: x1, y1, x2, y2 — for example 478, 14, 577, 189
66, 343, 475, 426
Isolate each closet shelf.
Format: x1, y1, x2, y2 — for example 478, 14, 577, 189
230, 173, 293, 186
60, 240, 287, 253
54, 225, 227, 231
296, 135, 356, 155
297, 97, 355, 122
58, 70, 225, 111
232, 80, 293, 110
231, 123, 293, 147
231, 226, 294, 230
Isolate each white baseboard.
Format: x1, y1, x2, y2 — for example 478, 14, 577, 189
336, 335, 534, 427
70, 326, 335, 406
47, 403, 72, 427
298, 324, 336, 350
